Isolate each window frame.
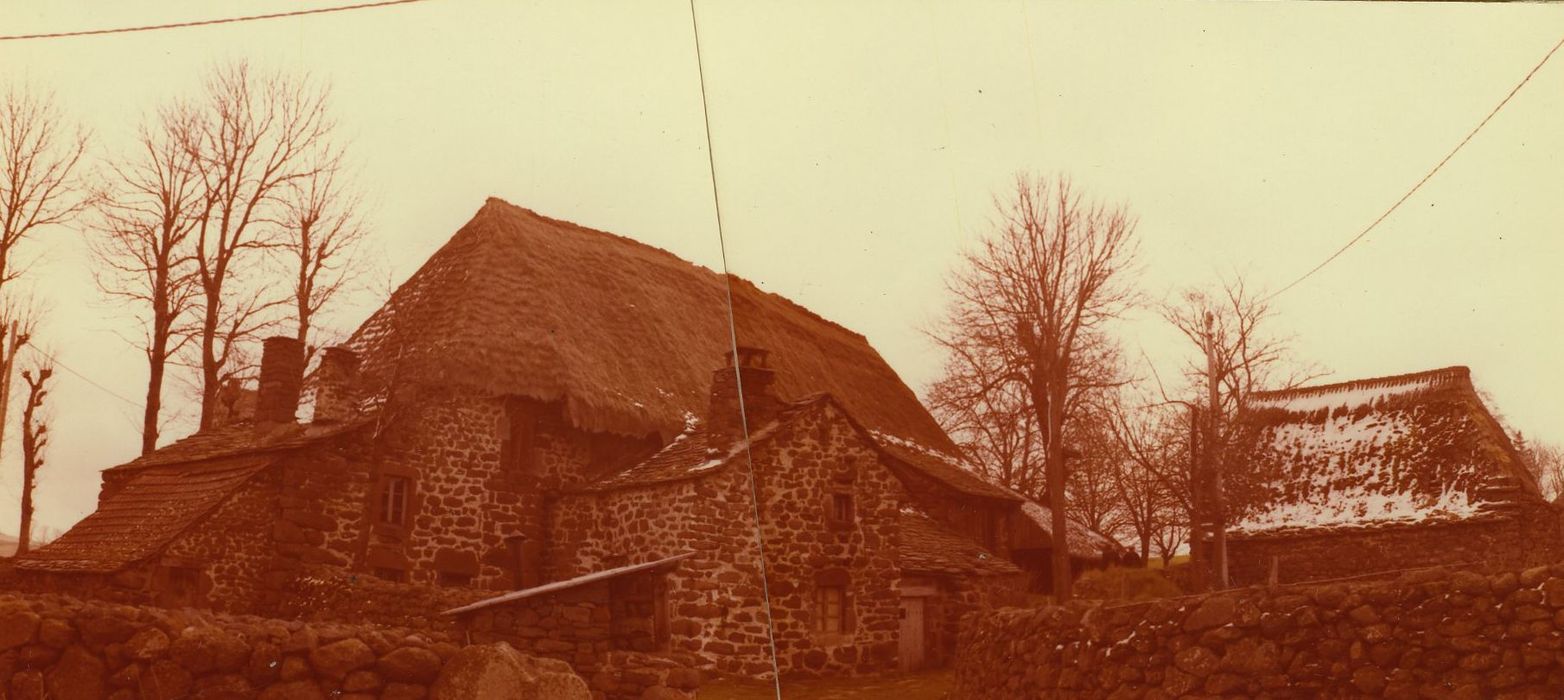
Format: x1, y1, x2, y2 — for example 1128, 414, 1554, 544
377, 475, 411, 527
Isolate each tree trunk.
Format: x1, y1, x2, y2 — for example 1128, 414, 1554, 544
143, 339, 166, 454
1046, 383, 1072, 602
0, 321, 19, 466
199, 302, 221, 429
1205, 316, 1229, 589
16, 455, 34, 555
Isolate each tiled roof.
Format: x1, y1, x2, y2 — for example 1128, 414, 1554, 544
898, 510, 1020, 577
580, 399, 824, 492
870, 432, 1023, 502
345, 198, 956, 449
15, 456, 275, 573
443, 552, 695, 616
1229, 366, 1537, 536
111, 419, 367, 472
1015, 500, 1122, 561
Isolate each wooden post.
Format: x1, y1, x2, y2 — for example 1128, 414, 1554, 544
1205, 312, 1229, 589
1188, 404, 1207, 593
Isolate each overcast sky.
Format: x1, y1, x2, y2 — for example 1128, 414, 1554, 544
2, 0, 1561, 535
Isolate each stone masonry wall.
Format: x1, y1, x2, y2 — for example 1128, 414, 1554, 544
953, 562, 1564, 698
0, 590, 458, 700
1229, 512, 1558, 587
752, 401, 902, 677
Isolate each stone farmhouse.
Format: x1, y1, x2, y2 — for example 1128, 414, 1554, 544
10, 198, 1118, 682
1225, 366, 1561, 585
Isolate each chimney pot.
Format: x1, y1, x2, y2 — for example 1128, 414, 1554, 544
256, 336, 306, 425
708, 345, 780, 440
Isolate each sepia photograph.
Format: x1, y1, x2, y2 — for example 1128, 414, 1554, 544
1, 1, 1562, 698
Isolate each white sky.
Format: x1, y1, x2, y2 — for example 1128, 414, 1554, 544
1, 0, 1561, 536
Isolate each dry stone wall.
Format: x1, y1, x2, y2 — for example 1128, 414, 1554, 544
953, 563, 1564, 698
0, 591, 592, 700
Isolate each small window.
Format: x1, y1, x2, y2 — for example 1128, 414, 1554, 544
830, 493, 854, 524
814, 585, 847, 634
379, 477, 409, 526
372, 567, 406, 583
437, 571, 473, 587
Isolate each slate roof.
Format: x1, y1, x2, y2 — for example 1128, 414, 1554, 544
443, 552, 696, 616
1014, 501, 1123, 561
109, 420, 367, 472
14, 456, 274, 573
898, 510, 1021, 577
871, 432, 1024, 502
344, 198, 955, 450
580, 399, 822, 492
1228, 366, 1537, 536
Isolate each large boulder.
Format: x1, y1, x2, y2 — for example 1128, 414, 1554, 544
430, 643, 589, 700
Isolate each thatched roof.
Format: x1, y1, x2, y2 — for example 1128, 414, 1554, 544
345, 198, 953, 450
1228, 366, 1538, 536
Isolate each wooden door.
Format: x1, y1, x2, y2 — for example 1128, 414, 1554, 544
899, 596, 926, 671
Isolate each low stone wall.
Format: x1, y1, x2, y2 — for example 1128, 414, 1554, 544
953, 563, 1564, 698
1228, 510, 1561, 586
0, 591, 590, 700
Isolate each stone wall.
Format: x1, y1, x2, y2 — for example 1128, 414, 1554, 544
1229, 505, 1563, 587
953, 562, 1564, 698
752, 401, 902, 677
0, 590, 458, 700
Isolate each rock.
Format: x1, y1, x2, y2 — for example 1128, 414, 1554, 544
382, 683, 428, 700
1183, 596, 1237, 632
431, 643, 590, 700
171, 626, 250, 674
257, 680, 325, 700
309, 638, 376, 680
190, 673, 255, 700
0, 608, 41, 650
10, 669, 46, 700
1219, 637, 1279, 675
139, 660, 193, 700
1542, 578, 1564, 608
125, 628, 172, 661
378, 645, 443, 683
46, 645, 107, 700
77, 611, 139, 649
280, 655, 312, 681
1173, 646, 1219, 678
38, 618, 76, 649
640, 687, 692, 700
343, 669, 384, 692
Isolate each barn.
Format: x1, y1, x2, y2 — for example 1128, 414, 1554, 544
1225, 366, 1562, 585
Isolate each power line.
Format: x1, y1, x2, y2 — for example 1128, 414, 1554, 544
23, 345, 141, 409
0, 0, 434, 42
1265, 31, 1564, 302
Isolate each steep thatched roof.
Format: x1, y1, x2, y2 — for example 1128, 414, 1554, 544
1228, 366, 1538, 536
347, 198, 953, 450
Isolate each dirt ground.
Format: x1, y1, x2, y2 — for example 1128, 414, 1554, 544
698, 669, 955, 699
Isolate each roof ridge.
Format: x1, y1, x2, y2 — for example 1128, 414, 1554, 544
1249, 365, 1470, 401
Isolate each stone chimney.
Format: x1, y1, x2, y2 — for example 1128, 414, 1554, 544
312, 346, 361, 424
256, 336, 305, 425
707, 346, 782, 440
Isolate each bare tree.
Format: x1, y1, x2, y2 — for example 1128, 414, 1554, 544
1064, 411, 1128, 542
1106, 392, 1193, 565
1162, 275, 1321, 588
929, 372, 1046, 497
91, 110, 204, 454
1, 87, 86, 464
179, 62, 333, 429
931, 173, 1138, 601
279, 151, 367, 355
15, 357, 52, 555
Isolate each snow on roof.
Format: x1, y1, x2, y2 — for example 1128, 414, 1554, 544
1017, 500, 1120, 560
442, 552, 695, 615
1230, 366, 1534, 536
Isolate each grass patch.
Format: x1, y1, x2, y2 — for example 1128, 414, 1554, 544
1074, 566, 1182, 602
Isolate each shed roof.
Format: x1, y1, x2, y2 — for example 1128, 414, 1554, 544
15, 456, 274, 573
1228, 366, 1537, 536
344, 198, 954, 451
442, 552, 695, 615
1014, 501, 1123, 561
898, 510, 1021, 577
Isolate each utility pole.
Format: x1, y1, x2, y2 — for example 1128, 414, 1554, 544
1188, 403, 1207, 592
1204, 311, 1229, 589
